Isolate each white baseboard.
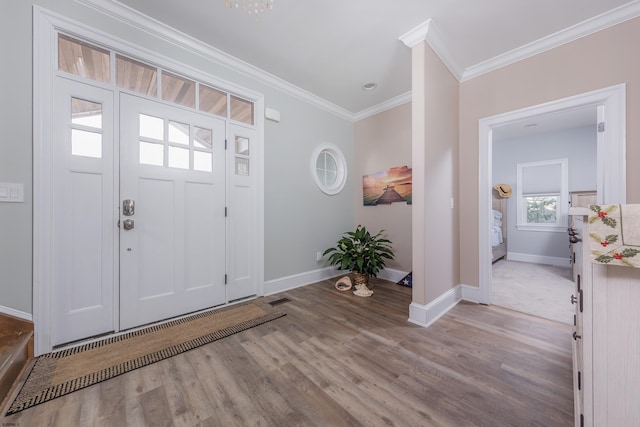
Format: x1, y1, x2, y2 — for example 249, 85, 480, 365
264, 267, 409, 296
0, 304, 33, 322
377, 267, 409, 283
461, 284, 481, 303
507, 252, 571, 267
408, 286, 462, 328
263, 267, 345, 296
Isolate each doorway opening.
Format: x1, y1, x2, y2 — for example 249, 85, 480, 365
33, 11, 265, 355
489, 106, 597, 323
478, 84, 627, 306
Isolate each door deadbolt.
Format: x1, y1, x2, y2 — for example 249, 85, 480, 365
123, 199, 135, 216
123, 219, 135, 230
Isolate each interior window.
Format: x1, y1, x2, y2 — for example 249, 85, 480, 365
516, 159, 568, 231
310, 143, 347, 195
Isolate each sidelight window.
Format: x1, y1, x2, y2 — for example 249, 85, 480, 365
71, 97, 103, 158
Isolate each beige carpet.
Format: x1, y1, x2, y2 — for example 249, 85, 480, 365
492, 260, 574, 324
7, 303, 285, 415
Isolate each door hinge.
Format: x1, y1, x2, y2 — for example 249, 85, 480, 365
598, 122, 605, 133
578, 371, 581, 390
225, 274, 228, 284
225, 139, 228, 149
225, 207, 228, 217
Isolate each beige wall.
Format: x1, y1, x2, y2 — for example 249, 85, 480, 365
354, 103, 412, 273
412, 42, 460, 305
459, 17, 640, 287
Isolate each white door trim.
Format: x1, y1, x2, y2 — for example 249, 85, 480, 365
478, 84, 626, 305
33, 7, 265, 355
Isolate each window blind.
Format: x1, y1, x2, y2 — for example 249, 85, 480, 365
521, 163, 561, 194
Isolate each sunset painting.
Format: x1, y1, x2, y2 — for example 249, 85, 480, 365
363, 165, 412, 206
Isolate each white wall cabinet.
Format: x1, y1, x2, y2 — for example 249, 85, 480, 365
570, 209, 640, 427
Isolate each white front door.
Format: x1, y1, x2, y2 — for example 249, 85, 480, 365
50, 79, 261, 349
52, 78, 116, 346
119, 94, 227, 329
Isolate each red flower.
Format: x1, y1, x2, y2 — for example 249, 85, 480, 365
601, 242, 608, 247
614, 253, 623, 260
598, 211, 607, 218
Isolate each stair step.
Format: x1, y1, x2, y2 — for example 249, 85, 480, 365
0, 314, 34, 410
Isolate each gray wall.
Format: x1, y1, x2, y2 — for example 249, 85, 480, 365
492, 125, 597, 260
0, 0, 354, 314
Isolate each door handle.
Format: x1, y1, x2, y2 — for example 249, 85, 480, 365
123, 199, 135, 216
123, 219, 134, 230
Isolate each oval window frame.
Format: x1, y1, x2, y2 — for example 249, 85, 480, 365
310, 143, 347, 195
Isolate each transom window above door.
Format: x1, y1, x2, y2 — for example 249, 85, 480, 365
138, 114, 214, 172
57, 33, 254, 126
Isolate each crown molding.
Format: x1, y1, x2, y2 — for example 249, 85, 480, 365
399, 19, 463, 81
399, 19, 431, 48
353, 91, 412, 121
424, 22, 464, 81
76, 0, 357, 121
462, 0, 640, 81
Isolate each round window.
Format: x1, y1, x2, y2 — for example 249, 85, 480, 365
311, 143, 347, 195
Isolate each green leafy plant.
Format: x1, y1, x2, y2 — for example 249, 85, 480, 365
323, 225, 395, 277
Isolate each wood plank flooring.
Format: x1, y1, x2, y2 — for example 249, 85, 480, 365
0, 314, 33, 410
1, 279, 574, 426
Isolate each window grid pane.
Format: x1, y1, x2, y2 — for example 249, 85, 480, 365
72, 129, 102, 158
139, 114, 164, 141
230, 95, 254, 125
235, 137, 249, 155
194, 151, 212, 172
199, 85, 227, 117
72, 98, 102, 129
161, 72, 196, 108
139, 141, 164, 166
194, 127, 212, 149
525, 195, 558, 224
168, 121, 189, 145
168, 146, 190, 169
116, 55, 158, 97
58, 34, 110, 83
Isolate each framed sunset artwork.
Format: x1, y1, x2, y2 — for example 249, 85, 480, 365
363, 165, 412, 206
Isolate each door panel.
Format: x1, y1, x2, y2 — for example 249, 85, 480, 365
52, 78, 116, 346
185, 182, 217, 290
227, 125, 258, 301
120, 94, 226, 329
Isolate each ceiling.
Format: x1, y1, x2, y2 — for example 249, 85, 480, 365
493, 106, 598, 142
105, 0, 638, 117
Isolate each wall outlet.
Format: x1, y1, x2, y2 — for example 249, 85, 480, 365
316, 251, 323, 261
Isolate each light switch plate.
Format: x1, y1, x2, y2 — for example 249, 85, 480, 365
0, 183, 24, 203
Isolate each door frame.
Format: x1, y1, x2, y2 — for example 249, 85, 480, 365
478, 84, 626, 304
33, 8, 265, 355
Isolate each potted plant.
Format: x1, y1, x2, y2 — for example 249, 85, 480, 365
323, 225, 395, 293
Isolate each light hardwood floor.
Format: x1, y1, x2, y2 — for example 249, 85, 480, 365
2, 279, 574, 426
